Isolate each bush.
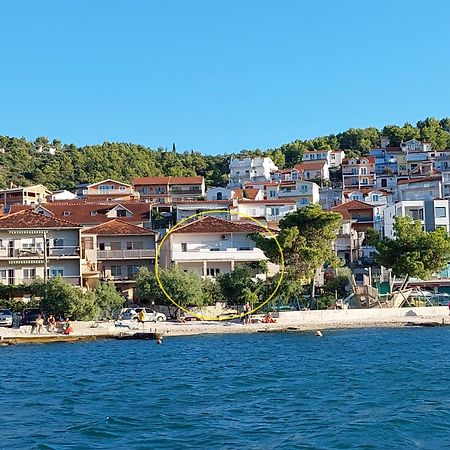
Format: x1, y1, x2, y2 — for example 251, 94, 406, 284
94, 283, 125, 319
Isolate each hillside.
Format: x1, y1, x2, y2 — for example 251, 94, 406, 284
1, 117, 449, 191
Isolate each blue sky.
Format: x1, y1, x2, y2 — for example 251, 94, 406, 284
1, 0, 449, 154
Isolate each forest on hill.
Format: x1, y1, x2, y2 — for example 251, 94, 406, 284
1, 117, 449, 191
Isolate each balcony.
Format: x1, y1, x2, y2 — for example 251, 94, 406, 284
89, 188, 133, 195
173, 247, 266, 262
0, 246, 79, 259
0, 276, 81, 286
97, 249, 156, 259
169, 188, 202, 195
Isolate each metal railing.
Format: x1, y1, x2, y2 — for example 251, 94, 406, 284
0, 246, 79, 258
97, 249, 156, 259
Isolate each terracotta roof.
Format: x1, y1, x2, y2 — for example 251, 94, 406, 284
0, 209, 81, 229
31, 201, 151, 225
294, 161, 327, 171
272, 168, 299, 174
342, 156, 376, 165
336, 210, 352, 221
397, 175, 442, 185
83, 219, 157, 236
243, 181, 279, 187
332, 199, 374, 211
171, 216, 270, 234
132, 176, 204, 185
232, 188, 261, 200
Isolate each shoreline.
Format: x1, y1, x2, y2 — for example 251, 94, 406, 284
1, 311, 448, 345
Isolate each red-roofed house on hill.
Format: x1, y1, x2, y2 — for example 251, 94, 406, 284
76, 179, 139, 201
133, 176, 205, 203
0, 210, 83, 286
331, 200, 375, 232
294, 161, 330, 181
159, 216, 275, 278
81, 219, 157, 296
341, 156, 376, 189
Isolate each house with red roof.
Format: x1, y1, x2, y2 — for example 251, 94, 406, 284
76, 179, 139, 201
341, 156, 376, 189
81, 219, 157, 296
294, 161, 330, 181
331, 199, 375, 232
133, 176, 205, 203
159, 216, 274, 278
0, 210, 83, 287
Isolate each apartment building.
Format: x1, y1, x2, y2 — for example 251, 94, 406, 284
0, 210, 82, 286
159, 216, 272, 278
294, 161, 330, 181
331, 200, 375, 232
383, 199, 450, 239
334, 210, 364, 263
76, 179, 139, 201
276, 180, 320, 207
133, 176, 205, 203
228, 157, 278, 188
396, 176, 443, 201
319, 186, 344, 210
302, 149, 345, 167
0, 185, 52, 210
341, 156, 376, 189
81, 219, 157, 295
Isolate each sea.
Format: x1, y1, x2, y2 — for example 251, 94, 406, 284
2, 327, 450, 449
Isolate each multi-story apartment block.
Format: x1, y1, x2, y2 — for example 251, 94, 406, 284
433, 150, 450, 171
396, 175, 443, 201
334, 210, 364, 263
294, 161, 330, 181
332, 200, 375, 232
81, 219, 157, 296
302, 149, 345, 168
0, 210, 82, 286
341, 156, 376, 189
76, 179, 139, 201
206, 187, 264, 202
319, 186, 344, 210
400, 139, 432, 153
383, 199, 450, 239
228, 157, 278, 188
344, 188, 393, 206
133, 176, 205, 203
159, 216, 272, 278
0, 185, 52, 210
276, 180, 320, 207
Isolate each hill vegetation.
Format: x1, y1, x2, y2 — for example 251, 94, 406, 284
1, 117, 449, 191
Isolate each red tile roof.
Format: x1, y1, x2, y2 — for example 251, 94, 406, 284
232, 188, 260, 200
133, 176, 204, 185
32, 201, 151, 225
332, 199, 374, 211
171, 216, 270, 234
397, 175, 442, 185
0, 209, 81, 229
342, 156, 376, 165
294, 161, 327, 171
83, 219, 157, 235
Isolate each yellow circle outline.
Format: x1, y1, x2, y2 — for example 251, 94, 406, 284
155, 210, 285, 321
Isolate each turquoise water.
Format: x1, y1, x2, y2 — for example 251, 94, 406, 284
2, 328, 450, 449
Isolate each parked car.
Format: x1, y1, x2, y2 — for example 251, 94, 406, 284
0, 309, 13, 327
121, 307, 166, 322
22, 308, 42, 326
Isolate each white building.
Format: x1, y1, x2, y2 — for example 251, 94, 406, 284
0, 210, 82, 286
302, 149, 345, 168
396, 175, 443, 201
383, 199, 449, 239
400, 139, 432, 153
228, 157, 278, 188
160, 216, 273, 278
49, 190, 77, 202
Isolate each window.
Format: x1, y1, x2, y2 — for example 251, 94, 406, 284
206, 268, 220, 277
99, 185, 113, 192
23, 268, 36, 279
99, 242, 105, 251
361, 167, 367, 175
83, 237, 94, 250
133, 241, 144, 250
63, 211, 70, 216
54, 238, 64, 248
372, 194, 379, 202
0, 270, 6, 283
435, 207, 447, 218
362, 178, 369, 185
181, 243, 187, 252
90, 211, 97, 216
111, 266, 122, 276
351, 168, 357, 175
126, 242, 133, 250
111, 242, 121, 250
270, 207, 280, 216
292, 172, 298, 180
49, 268, 64, 277
216, 192, 223, 200
116, 209, 127, 217
269, 190, 276, 198
119, 186, 126, 191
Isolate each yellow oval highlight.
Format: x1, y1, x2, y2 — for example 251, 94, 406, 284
155, 210, 285, 321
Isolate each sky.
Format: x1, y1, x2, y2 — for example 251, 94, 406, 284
1, 0, 449, 154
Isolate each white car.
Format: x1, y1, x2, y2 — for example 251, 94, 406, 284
0, 309, 13, 327
121, 307, 166, 322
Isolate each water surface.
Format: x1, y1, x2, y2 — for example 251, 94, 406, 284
2, 327, 450, 449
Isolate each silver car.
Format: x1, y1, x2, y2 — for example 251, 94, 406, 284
121, 307, 166, 322
0, 309, 13, 327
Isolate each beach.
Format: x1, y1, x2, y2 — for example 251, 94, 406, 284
1, 306, 448, 344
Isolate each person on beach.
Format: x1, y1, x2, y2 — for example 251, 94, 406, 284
47, 314, 56, 332
138, 309, 146, 329
63, 318, 73, 335
33, 314, 44, 334
243, 302, 251, 325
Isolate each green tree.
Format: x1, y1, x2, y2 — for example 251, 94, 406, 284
136, 266, 212, 318
216, 265, 259, 307
374, 216, 450, 288
94, 282, 125, 319
253, 204, 342, 300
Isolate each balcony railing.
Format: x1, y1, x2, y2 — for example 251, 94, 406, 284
97, 249, 156, 259
89, 189, 133, 195
0, 276, 81, 286
0, 246, 79, 258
